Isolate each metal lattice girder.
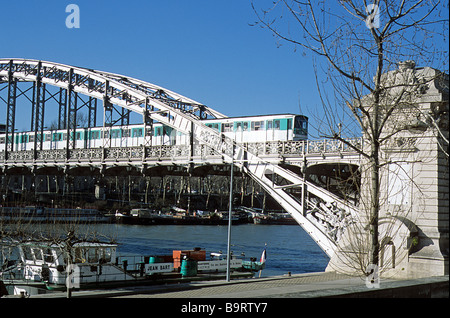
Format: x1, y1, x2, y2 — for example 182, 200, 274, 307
30, 82, 36, 131
66, 68, 79, 153
102, 80, 113, 149
67, 90, 77, 150
142, 97, 154, 147
58, 87, 67, 130
6, 61, 17, 154
92, 69, 227, 120
33, 61, 46, 154
87, 77, 97, 128
0, 59, 226, 127
88, 96, 97, 128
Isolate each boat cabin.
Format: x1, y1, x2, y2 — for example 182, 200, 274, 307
16, 241, 129, 286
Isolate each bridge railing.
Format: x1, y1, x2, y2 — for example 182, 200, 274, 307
1, 138, 362, 164
240, 138, 362, 157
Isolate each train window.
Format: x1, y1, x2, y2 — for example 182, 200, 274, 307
274, 120, 281, 130
155, 127, 162, 136
16, 135, 28, 143
206, 123, 218, 130
287, 119, 292, 130
267, 120, 273, 130
111, 130, 120, 139
145, 128, 152, 136
122, 129, 131, 137
222, 123, 233, 132
0, 137, 4, 144
45, 134, 52, 142
91, 131, 100, 139
29, 135, 35, 142
251, 121, 264, 131
132, 129, 143, 137
294, 116, 308, 135
235, 121, 248, 131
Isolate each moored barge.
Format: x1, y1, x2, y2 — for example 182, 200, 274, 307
1, 241, 254, 297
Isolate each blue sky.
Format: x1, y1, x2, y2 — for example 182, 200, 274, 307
2, 1, 320, 130
1, 1, 448, 138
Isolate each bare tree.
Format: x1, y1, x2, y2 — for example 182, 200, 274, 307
252, 0, 448, 276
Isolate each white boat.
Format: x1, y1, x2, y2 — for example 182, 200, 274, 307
1, 242, 251, 297
1, 240, 137, 296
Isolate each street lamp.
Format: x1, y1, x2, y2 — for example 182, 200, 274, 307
226, 142, 235, 282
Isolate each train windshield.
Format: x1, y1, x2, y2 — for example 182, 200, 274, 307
293, 116, 308, 138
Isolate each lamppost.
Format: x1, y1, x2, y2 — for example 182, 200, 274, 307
226, 142, 235, 282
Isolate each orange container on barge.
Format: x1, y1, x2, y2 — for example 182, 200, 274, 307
173, 248, 206, 269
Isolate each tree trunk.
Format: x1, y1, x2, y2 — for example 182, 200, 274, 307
369, 148, 380, 267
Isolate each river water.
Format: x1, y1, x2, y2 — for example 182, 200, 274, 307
91, 223, 329, 277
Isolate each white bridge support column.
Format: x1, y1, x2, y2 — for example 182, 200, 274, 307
326, 63, 449, 279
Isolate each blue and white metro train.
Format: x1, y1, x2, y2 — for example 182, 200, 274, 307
0, 114, 308, 151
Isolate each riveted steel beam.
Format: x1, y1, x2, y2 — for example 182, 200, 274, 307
87, 78, 97, 128
33, 61, 46, 159
5, 60, 17, 156
66, 68, 77, 158
143, 97, 154, 147
58, 87, 67, 130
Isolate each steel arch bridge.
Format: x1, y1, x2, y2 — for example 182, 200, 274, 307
0, 58, 360, 258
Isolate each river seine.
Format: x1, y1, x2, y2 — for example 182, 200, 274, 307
91, 223, 329, 277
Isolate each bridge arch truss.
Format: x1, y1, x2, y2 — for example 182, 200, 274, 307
1, 58, 361, 258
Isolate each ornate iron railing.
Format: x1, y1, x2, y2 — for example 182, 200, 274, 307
1, 138, 361, 164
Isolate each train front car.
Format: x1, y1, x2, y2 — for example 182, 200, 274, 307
203, 114, 308, 143
293, 115, 308, 141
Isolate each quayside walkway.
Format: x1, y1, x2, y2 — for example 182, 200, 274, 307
26, 271, 448, 299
